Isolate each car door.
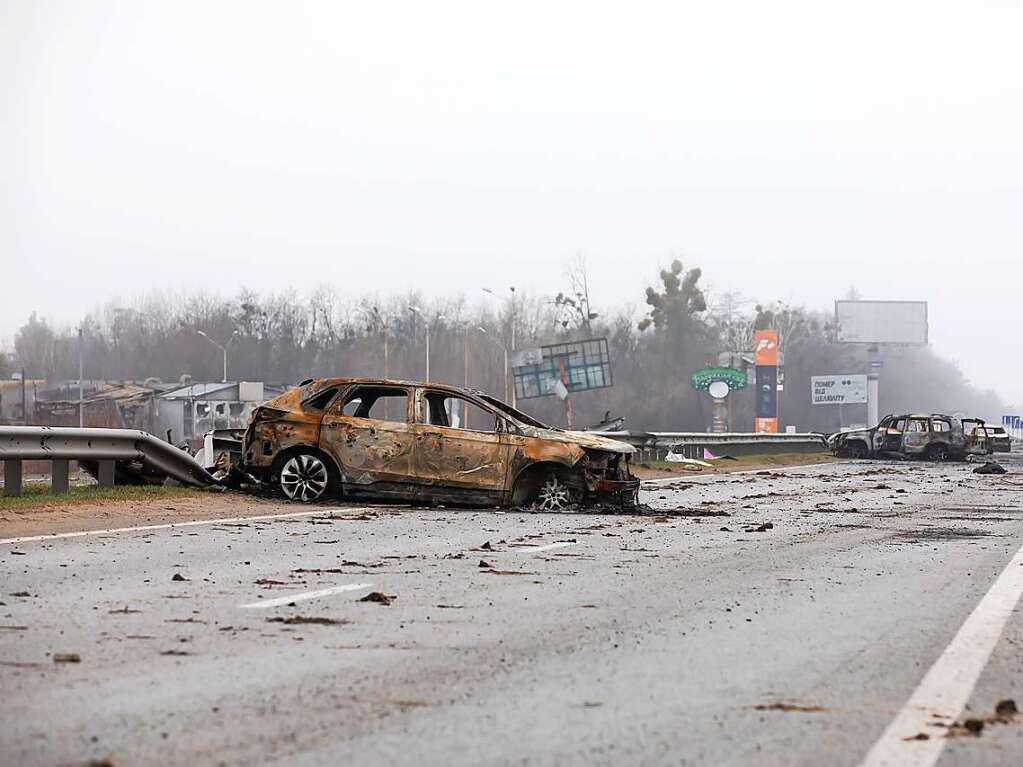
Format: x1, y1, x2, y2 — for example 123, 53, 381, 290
411, 388, 512, 504
319, 384, 417, 499
961, 418, 990, 456
900, 417, 930, 456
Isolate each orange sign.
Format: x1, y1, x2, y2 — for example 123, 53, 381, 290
754, 330, 779, 366
755, 417, 779, 433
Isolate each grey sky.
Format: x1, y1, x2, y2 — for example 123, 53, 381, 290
2, 1, 1021, 406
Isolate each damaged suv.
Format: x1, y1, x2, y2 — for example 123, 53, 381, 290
830, 413, 991, 461
241, 378, 639, 509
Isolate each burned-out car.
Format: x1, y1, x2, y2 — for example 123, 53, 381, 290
241, 378, 639, 509
829, 413, 991, 461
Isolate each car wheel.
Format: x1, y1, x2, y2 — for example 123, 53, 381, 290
848, 443, 868, 459
927, 444, 949, 462
278, 452, 334, 502
533, 474, 583, 511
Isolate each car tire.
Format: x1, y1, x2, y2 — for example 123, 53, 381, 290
275, 451, 338, 502
927, 444, 949, 462
848, 443, 868, 459
532, 471, 584, 511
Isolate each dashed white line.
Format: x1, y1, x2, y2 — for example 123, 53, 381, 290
239, 583, 375, 610
512, 541, 579, 553
0, 507, 361, 546
859, 540, 1023, 767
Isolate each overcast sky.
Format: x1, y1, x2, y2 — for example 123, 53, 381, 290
2, 1, 1021, 407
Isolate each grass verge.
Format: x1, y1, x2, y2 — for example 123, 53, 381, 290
0, 484, 200, 512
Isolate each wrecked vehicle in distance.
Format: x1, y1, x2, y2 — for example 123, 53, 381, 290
829, 413, 992, 461
241, 378, 639, 509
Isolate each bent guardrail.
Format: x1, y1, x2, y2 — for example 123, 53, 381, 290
0, 426, 217, 497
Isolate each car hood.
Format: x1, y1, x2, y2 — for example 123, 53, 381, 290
518, 426, 636, 455
834, 428, 871, 442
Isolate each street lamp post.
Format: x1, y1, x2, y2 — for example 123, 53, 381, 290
196, 330, 238, 383
408, 306, 445, 382
482, 285, 517, 407
476, 326, 510, 404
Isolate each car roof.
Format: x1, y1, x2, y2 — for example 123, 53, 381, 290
300, 377, 485, 397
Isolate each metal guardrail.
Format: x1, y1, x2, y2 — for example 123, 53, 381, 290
591, 430, 829, 459
0, 426, 217, 497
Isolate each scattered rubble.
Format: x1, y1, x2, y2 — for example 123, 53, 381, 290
973, 461, 1007, 475
266, 616, 350, 626
52, 653, 81, 663
359, 592, 396, 605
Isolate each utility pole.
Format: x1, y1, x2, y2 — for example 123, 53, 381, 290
78, 326, 84, 427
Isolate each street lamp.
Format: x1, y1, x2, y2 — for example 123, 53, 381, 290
196, 330, 238, 383
482, 286, 517, 407
476, 326, 511, 404
408, 306, 445, 382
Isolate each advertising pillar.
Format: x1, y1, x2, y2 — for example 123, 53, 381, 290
754, 330, 779, 433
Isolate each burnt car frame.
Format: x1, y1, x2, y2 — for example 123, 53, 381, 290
830, 413, 991, 461
241, 378, 639, 509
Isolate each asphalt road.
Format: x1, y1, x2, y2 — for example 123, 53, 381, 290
2, 456, 1023, 766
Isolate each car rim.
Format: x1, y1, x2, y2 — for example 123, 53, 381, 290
535, 476, 574, 511
280, 454, 328, 501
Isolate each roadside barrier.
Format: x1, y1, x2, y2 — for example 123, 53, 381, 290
0, 426, 216, 497
591, 431, 829, 461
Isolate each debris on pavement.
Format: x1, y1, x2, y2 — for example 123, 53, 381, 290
52, 653, 81, 664
973, 461, 1007, 475
266, 616, 350, 626
995, 698, 1018, 718
752, 702, 828, 713
478, 560, 493, 568
358, 591, 396, 605
171, 573, 188, 582
744, 523, 775, 533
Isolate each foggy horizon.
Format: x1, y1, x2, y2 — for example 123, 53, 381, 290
3, 1, 1021, 406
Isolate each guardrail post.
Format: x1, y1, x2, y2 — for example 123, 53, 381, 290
52, 459, 70, 494
4, 459, 24, 497
97, 460, 115, 488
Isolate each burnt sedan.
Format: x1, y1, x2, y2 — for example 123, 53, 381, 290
241, 378, 639, 509
830, 413, 990, 461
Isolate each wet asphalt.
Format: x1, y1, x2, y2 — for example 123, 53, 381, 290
2, 457, 1022, 766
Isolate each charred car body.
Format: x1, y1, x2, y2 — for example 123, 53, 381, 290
829, 413, 992, 461
241, 378, 639, 509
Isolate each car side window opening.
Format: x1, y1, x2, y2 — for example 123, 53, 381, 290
423, 392, 498, 433
932, 418, 952, 433
906, 418, 928, 433
889, 418, 906, 433
338, 386, 409, 423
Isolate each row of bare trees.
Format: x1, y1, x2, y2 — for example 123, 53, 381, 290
6, 261, 1008, 431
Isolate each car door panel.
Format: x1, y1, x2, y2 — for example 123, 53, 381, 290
412, 389, 511, 503
319, 386, 416, 499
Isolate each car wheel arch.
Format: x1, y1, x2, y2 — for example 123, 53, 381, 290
510, 459, 585, 506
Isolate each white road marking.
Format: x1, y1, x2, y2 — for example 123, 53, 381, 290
239, 583, 374, 610
0, 507, 359, 546
859, 541, 1023, 767
512, 541, 579, 553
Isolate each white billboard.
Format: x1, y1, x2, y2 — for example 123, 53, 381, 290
812, 375, 868, 405
835, 300, 928, 345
